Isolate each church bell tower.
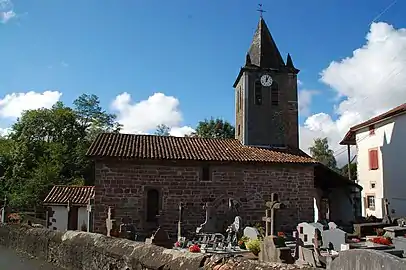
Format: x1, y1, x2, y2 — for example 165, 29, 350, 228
233, 16, 300, 149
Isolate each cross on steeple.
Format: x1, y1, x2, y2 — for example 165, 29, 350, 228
257, 4, 266, 18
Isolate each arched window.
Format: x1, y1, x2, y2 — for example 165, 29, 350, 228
146, 189, 160, 222
254, 81, 262, 105
271, 81, 279, 106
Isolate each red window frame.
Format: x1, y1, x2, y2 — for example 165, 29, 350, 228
368, 149, 379, 170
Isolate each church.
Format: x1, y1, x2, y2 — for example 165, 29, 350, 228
87, 17, 361, 238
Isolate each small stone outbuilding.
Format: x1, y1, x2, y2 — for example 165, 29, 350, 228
44, 185, 94, 232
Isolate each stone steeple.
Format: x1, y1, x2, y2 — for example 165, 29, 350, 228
247, 17, 285, 69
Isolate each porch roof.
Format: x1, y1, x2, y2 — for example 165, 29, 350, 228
314, 164, 362, 191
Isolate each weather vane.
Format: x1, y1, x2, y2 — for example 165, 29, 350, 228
257, 4, 266, 18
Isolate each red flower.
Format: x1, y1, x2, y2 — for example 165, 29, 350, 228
189, 244, 201, 253
371, 237, 392, 246
175, 241, 181, 247
277, 232, 285, 237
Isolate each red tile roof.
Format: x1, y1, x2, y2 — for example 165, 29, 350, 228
86, 133, 316, 164
43, 185, 95, 205
340, 103, 406, 145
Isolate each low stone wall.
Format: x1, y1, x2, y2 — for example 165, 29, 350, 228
330, 249, 406, 270
0, 224, 315, 270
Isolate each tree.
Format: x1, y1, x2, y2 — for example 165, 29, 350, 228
309, 137, 337, 170
193, 118, 235, 139
2, 94, 121, 209
73, 94, 122, 141
341, 162, 357, 180
155, 124, 170, 136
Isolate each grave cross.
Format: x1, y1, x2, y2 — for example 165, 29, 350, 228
106, 207, 113, 237
177, 202, 184, 241
86, 198, 93, 232
262, 193, 282, 236
383, 198, 392, 224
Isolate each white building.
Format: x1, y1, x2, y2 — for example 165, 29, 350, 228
43, 185, 94, 232
340, 103, 406, 219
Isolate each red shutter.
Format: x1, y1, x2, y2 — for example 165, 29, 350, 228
369, 149, 379, 170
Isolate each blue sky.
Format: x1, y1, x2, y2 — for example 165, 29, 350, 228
1, 0, 406, 159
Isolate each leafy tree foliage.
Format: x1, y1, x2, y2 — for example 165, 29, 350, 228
309, 137, 338, 170
0, 94, 120, 209
192, 118, 235, 139
341, 162, 357, 180
155, 124, 170, 136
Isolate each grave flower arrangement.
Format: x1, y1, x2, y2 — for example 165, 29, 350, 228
238, 236, 249, 249
371, 236, 392, 246
174, 240, 187, 248
188, 244, 201, 253
246, 238, 261, 256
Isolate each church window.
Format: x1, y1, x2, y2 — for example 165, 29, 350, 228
146, 189, 160, 222
254, 81, 262, 105
271, 82, 279, 106
202, 165, 211, 181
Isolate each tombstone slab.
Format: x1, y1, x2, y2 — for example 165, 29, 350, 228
321, 228, 347, 252
243, 226, 259, 240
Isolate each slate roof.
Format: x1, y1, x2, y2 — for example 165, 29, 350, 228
248, 17, 285, 69
340, 103, 406, 145
43, 185, 95, 206
86, 133, 316, 164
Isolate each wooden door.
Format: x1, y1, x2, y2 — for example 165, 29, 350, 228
68, 206, 79, 230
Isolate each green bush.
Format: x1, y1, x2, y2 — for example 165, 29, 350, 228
246, 238, 261, 256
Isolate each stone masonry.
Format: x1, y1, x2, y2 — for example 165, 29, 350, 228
93, 159, 315, 238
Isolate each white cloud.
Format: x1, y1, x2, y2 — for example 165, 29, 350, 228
0, 91, 62, 118
169, 126, 195, 137
299, 22, 406, 165
298, 89, 319, 117
111, 92, 194, 136
0, 0, 16, 23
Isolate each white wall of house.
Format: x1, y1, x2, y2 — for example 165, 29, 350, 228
48, 205, 89, 231
49, 206, 68, 231
356, 112, 406, 219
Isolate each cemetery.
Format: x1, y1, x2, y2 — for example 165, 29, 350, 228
96, 192, 406, 269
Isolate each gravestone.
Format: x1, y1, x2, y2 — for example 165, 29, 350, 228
196, 202, 217, 233
321, 228, 347, 252
177, 202, 184, 241
262, 193, 283, 236
297, 222, 324, 246
259, 236, 294, 264
225, 216, 242, 247
243, 226, 259, 240
145, 227, 172, 249
105, 207, 115, 237
328, 221, 337, 230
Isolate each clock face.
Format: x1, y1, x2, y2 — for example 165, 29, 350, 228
260, 74, 273, 87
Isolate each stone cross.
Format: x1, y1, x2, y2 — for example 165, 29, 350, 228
383, 198, 392, 224
86, 199, 92, 232
177, 202, 184, 241
106, 207, 113, 237
262, 193, 282, 236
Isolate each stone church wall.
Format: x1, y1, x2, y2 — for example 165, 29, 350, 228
93, 159, 315, 238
